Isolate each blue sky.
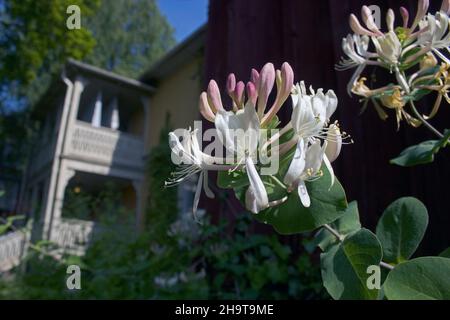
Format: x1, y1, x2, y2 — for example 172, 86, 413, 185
158, 0, 208, 42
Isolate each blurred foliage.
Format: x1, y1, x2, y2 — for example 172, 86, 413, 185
145, 114, 178, 241
84, 0, 175, 78
0, 0, 99, 85
0, 215, 326, 299
0, 123, 326, 299
62, 181, 133, 224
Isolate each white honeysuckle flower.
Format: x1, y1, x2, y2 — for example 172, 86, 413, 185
284, 140, 327, 207
166, 130, 234, 217
372, 31, 402, 66
214, 102, 260, 159
214, 102, 269, 214
285, 84, 346, 200
418, 12, 450, 63
338, 1, 450, 96
336, 34, 380, 94
324, 124, 342, 163
290, 81, 338, 140
245, 157, 269, 214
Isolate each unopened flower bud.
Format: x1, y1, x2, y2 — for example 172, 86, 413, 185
387, 9, 395, 32
441, 0, 450, 15
226, 73, 236, 97
257, 63, 275, 117
246, 81, 257, 106
207, 79, 223, 112
400, 7, 409, 28
325, 124, 342, 163
234, 81, 245, 107
199, 92, 215, 122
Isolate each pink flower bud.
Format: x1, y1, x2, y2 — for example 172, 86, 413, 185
234, 81, 245, 107
199, 92, 215, 122
251, 69, 260, 89
257, 62, 275, 117
400, 7, 409, 28
226, 73, 236, 97
207, 79, 223, 112
441, 0, 450, 15
280, 62, 294, 99
246, 82, 257, 106
261, 62, 294, 126
349, 14, 376, 36
361, 6, 383, 36
411, 0, 429, 31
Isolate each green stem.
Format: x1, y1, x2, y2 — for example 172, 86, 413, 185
409, 101, 444, 139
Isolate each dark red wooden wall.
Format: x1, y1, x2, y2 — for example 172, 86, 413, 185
203, 0, 450, 255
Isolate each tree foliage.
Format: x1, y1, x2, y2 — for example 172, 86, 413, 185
84, 0, 175, 78
0, 0, 99, 85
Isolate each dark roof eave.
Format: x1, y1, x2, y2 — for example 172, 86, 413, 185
67, 59, 155, 94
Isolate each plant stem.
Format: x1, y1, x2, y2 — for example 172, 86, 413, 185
396, 68, 445, 139
322, 224, 394, 271
409, 101, 444, 139
323, 224, 344, 241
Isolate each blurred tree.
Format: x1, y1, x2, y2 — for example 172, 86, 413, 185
84, 0, 175, 78
0, 0, 98, 86
0, 0, 174, 187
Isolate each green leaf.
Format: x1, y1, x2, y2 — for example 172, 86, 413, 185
315, 201, 361, 251
439, 247, 450, 258
217, 170, 249, 189
390, 130, 450, 167
321, 228, 383, 300
383, 257, 450, 300
252, 166, 348, 234
376, 197, 428, 264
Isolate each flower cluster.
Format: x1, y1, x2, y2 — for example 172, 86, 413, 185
337, 0, 450, 129
167, 62, 350, 217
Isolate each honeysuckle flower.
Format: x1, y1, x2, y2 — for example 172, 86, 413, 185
214, 101, 269, 213
244, 156, 269, 214
339, 0, 450, 98
420, 52, 438, 70
324, 124, 342, 163
290, 81, 338, 140
283, 83, 346, 206
166, 130, 235, 216
372, 31, 402, 66
378, 88, 421, 129
169, 63, 349, 219
283, 139, 327, 207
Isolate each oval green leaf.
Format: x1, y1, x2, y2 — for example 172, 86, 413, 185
253, 166, 348, 234
321, 228, 383, 300
376, 197, 428, 264
383, 257, 450, 300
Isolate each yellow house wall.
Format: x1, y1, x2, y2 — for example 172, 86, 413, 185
132, 53, 203, 230
146, 55, 203, 150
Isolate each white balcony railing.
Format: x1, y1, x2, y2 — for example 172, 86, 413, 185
0, 230, 29, 272
50, 218, 97, 251
67, 121, 144, 168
